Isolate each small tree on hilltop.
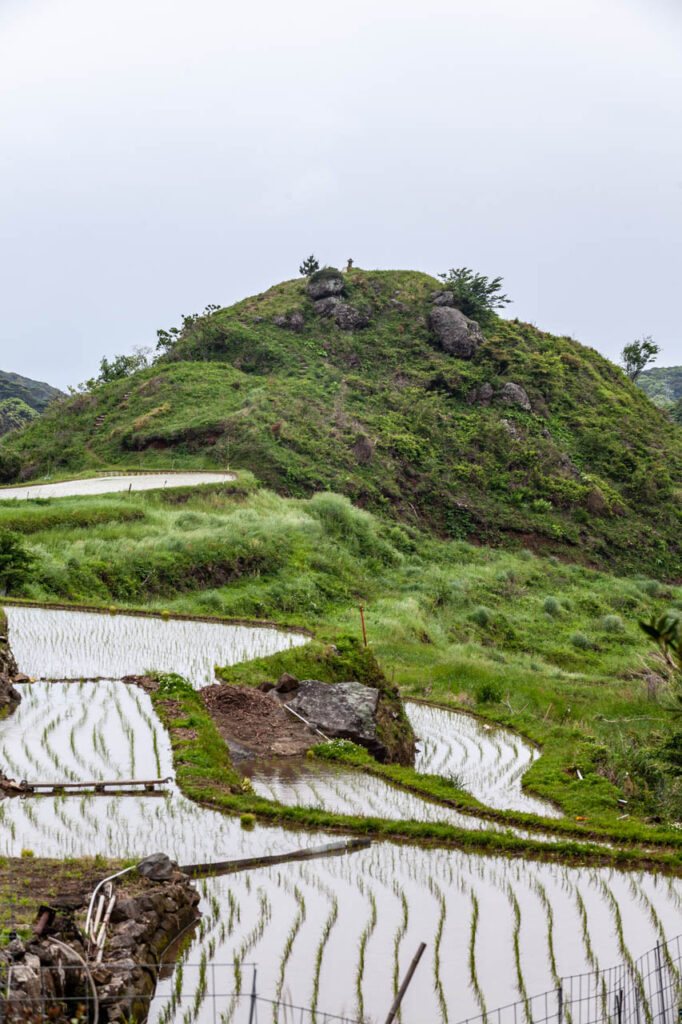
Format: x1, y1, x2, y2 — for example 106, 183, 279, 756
299, 255, 320, 277
438, 267, 511, 324
621, 335, 659, 382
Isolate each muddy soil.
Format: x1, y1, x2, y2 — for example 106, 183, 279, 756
201, 683, 317, 759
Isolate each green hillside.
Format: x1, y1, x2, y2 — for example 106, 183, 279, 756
0, 370, 63, 439
2, 268, 681, 577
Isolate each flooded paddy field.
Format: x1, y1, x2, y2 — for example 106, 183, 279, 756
1, 609, 681, 1022
407, 700, 561, 817
0, 471, 236, 500
4, 605, 307, 688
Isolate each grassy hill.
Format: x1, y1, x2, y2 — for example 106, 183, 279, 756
0, 370, 63, 438
2, 268, 681, 577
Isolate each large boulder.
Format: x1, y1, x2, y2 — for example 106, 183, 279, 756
286, 679, 385, 758
334, 304, 369, 331
499, 381, 531, 411
431, 290, 456, 307
306, 269, 345, 301
429, 307, 483, 359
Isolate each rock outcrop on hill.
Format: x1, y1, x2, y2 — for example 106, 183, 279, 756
429, 305, 483, 358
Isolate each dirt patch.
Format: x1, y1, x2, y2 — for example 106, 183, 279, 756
0, 858, 135, 939
201, 683, 317, 758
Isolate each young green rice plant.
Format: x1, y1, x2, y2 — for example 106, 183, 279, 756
599, 880, 652, 1024
355, 887, 377, 1021
468, 891, 487, 1019
431, 879, 448, 1022
507, 884, 531, 1023
311, 890, 339, 1016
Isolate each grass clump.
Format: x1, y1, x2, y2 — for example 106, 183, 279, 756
543, 596, 561, 617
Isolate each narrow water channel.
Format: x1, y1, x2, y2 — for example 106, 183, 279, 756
1, 608, 680, 1024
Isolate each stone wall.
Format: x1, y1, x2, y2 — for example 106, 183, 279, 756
1, 868, 200, 1023
0, 608, 21, 714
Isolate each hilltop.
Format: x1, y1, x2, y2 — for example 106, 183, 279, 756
1, 268, 681, 577
0, 369, 63, 437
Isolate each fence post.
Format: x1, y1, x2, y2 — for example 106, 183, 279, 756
655, 942, 667, 1024
248, 966, 257, 1024
615, 988, 624, 1024
557, 984, 562, 1024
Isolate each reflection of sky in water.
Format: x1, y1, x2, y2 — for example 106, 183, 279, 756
407, 700, 561, 816
4, 605, 307, 689
0, 472, 235, 500
1, 680, 680, 1024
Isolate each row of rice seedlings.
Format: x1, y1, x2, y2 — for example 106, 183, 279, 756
354, 883, 377, 1020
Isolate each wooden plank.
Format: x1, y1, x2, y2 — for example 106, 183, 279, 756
180, 837, 371, 879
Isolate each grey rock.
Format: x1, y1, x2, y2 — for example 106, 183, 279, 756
272, 315, 287, 328
334, 304, 370, 331
499, 382, 531, 411
257, 680, 276, 693
429, 307, 483, 359
289, 312, 305, 333
137, 852, 175, 881
352, 434, 374, 465
306, 273, 344, 300
313, 297, 341, 316
431, 290, 456, 307
287, 680, 383, 756
7, 938, 25, 960
558, 453, 581, 478
275, 672, 299, 694
500, 419, 523, 440
477, 382, 494, 405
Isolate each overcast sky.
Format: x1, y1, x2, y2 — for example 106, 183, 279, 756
1, 0, 680, 390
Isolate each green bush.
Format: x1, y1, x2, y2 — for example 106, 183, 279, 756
601, 614, 624, 634
437, 267, 511, 324
475, 679, 503, 704
543, 596, 561, 616
470, 606, 492, 627
571, 631, 592, 650
0, 529, 34, 593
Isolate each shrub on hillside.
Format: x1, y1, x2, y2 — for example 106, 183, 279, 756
474, 679, 503, 703
437, 267, 511, 324
571, 631, 592, 650
0, 529, 34, 594
470, 605, 492, 627
543, 596, 561, 616
601, 614, 625, 634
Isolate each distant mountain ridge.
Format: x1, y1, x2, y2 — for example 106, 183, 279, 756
638, 365, 682, 409
0, 370, 63, 437
0, 370, 63, 412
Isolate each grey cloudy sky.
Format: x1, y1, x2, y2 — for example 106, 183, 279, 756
1, 0, 680, 390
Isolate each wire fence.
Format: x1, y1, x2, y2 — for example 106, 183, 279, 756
3, 935, 682, 1024
455, 934, 682, 1024
0, 961, 365, 1024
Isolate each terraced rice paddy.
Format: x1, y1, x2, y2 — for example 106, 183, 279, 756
0, 472, 235, 500
4, 605, 307, 688
407, 700, 561, 817
1, 608, 681, 1023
